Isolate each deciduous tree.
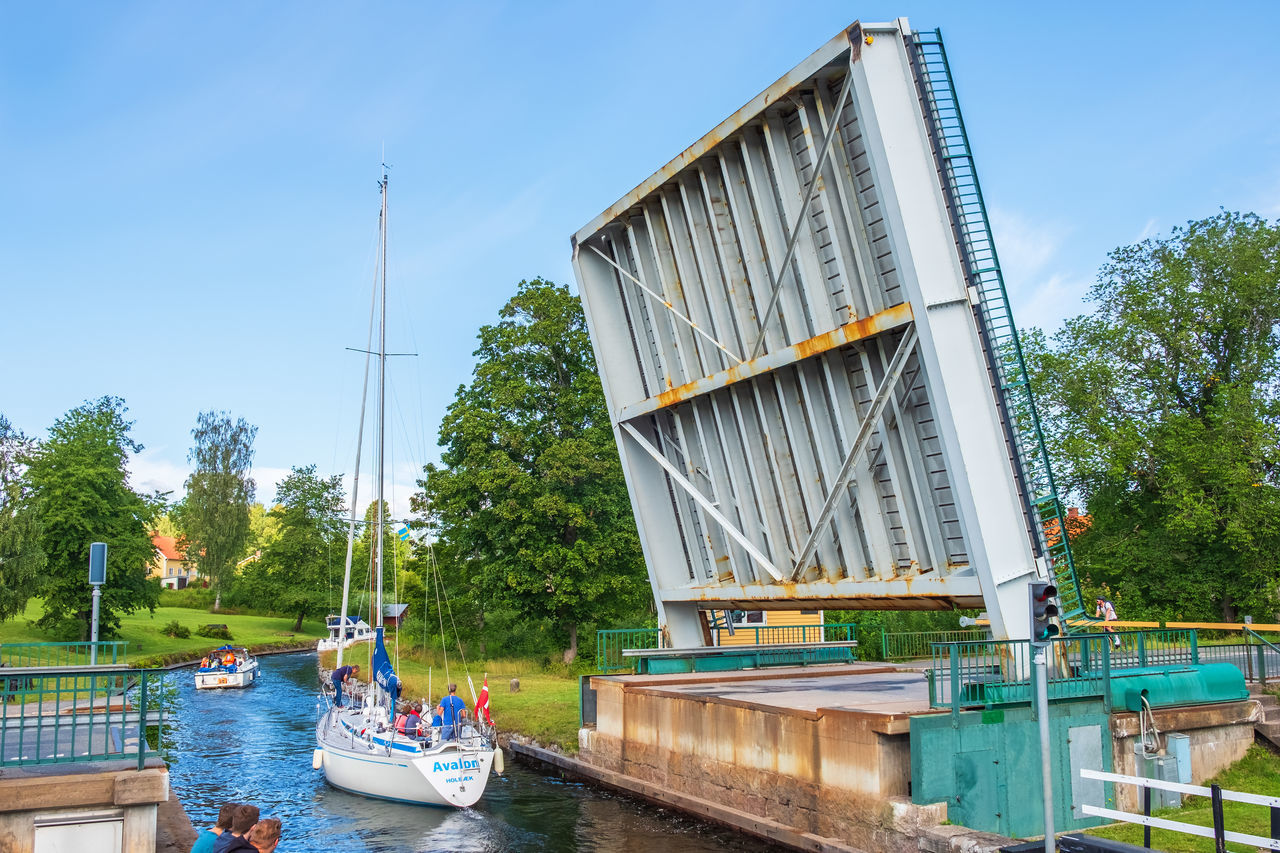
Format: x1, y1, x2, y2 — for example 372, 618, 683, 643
0, 414, 44, 621
177, 411, 257, 610
24, 397, 161, 638
1027, 212, 1280, 620
244, 465, 345, 631
415, 278, 650, 663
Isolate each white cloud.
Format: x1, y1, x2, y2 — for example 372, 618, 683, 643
1137, 218, 1160, 240
255, 462, 420, 521
251, 466, 294, 506
129, 448, 188, 501
989, 207, 1089, 334
990, 206, 1064, 283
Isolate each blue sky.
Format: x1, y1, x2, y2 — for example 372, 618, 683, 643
2, 1, 1278, 516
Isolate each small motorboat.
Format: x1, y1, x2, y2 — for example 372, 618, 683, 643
195, 646, 260, 689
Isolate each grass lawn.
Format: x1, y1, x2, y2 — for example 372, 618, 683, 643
0, 600, 327, 667
1085, 745, 1280, 853
320, 647, 583, 752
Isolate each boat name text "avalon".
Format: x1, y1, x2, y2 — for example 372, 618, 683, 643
433, 758, 481, 773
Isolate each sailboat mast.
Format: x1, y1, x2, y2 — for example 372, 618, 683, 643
334, 215, 381, 671
375, 168, 388, 630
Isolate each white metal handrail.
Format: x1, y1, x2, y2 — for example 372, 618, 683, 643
1079, 768, 1280, 851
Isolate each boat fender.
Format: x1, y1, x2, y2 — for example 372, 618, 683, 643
494, 746, 504, 775
312, 749, 324, 770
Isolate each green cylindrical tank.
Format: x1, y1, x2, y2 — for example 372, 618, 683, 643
1109, 663, 1248, 711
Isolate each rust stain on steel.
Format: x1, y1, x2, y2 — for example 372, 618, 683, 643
647, 302, 914, 412
572, 24, 864, 244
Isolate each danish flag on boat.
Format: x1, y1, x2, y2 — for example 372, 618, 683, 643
476, 677, 491, 724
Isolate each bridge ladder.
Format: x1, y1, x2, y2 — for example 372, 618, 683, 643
906, 29, 1085, 624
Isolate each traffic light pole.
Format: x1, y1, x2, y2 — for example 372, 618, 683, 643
1029, 579, 1060, 852
1034, 644, 1054, 853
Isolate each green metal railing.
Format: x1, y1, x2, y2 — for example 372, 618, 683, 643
0, 642, 129, 668
1246, 628, 1280, 685
597, 624, 857, 673
927, 629, 1200, 713
907, 30, 1084, 624
597, 628, 663, 673
713, 623, 855, 646
881, 629, 987, 660
0, 667, 165, 770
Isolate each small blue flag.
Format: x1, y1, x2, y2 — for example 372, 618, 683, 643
396, 524, 410, 542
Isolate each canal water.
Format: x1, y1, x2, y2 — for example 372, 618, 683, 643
168, 651, 783, 852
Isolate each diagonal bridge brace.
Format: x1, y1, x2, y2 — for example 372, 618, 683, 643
789, 325, 918, 581
749, 52, 857, 360
589, 243, 743, 366
621, 421, 784, 582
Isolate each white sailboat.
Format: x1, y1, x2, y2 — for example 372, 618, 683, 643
314, 168, 499, 808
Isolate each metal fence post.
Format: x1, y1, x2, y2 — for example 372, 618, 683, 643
1143, 785, 1152, 849
137, 673, 148, 771
1210, 783, 1226, 853
1102, 638, 1112, 713
949, 644, 961, 719
1137, 632, 1147, 667
1189, 630, 1198, 666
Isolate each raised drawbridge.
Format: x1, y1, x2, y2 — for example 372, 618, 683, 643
571, 18, 1083, 646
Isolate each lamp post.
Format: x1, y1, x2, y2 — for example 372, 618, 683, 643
89, 542, 107, 665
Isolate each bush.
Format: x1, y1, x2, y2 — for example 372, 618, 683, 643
196, 624, 233, 641
158, 586, 216, 610
161, 620, 191, 639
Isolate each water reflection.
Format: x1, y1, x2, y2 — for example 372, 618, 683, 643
168, 651, 780, 851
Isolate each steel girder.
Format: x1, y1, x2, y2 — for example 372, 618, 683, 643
572, 18, 1039, 644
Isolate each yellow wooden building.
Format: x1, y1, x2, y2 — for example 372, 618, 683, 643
714, 610, 825, 646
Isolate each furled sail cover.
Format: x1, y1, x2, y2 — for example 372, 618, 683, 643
372, 627, 401, 701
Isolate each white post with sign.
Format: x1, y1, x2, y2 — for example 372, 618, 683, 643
89, 542, 107, 665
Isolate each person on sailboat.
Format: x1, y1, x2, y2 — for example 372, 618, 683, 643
404, 703, 424, 738
439, 683, 466, 740
331, 663, 360, 707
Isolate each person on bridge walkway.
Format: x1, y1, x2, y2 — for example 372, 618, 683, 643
191, 803, 236, 853
331, 663, 360, 707
1096, 598, 1121, 648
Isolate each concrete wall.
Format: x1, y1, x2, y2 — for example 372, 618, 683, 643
582, 672, 943, 852
0, 762, 167, 853
1109, 699, 1261, 812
